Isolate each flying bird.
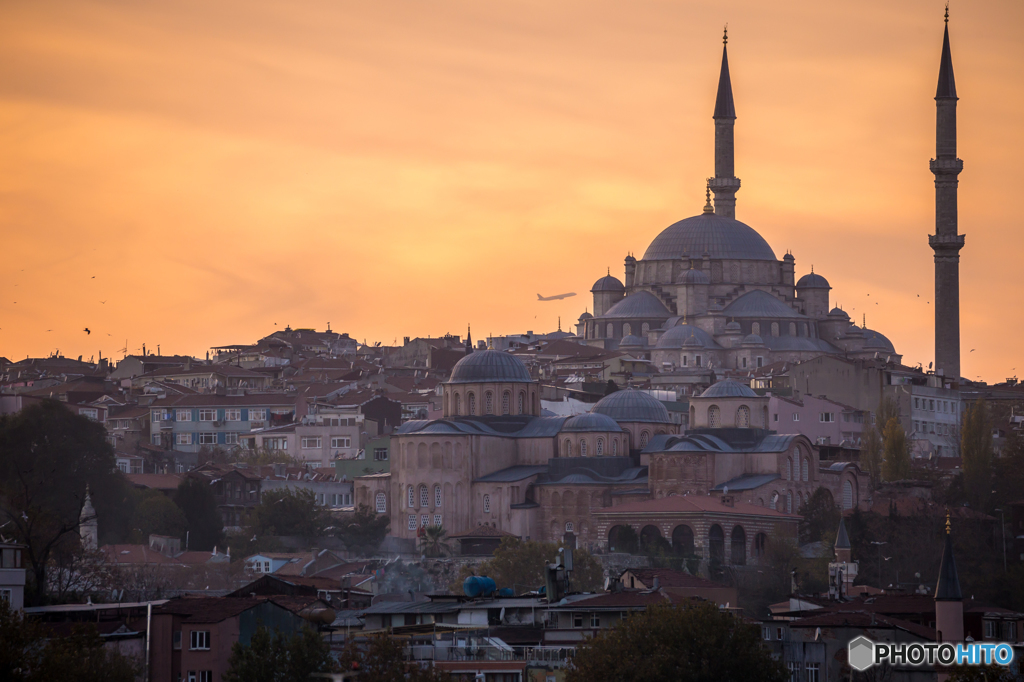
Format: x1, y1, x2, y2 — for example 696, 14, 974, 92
91, 276, 95, 279
100, 300, 106, 304
84, 328, 91, 335
970, 349, 976, 352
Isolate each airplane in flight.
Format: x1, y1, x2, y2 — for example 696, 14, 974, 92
537, 292, 576, 301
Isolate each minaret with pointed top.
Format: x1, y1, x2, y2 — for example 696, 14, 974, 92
465, 325, 473, 355
79, 485, 98, 551
930, 8, 964, 384
935, 512, 964, 648
828, 517, 858, 599
709, 27, 741, 219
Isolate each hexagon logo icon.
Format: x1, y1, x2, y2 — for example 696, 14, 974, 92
848, 636, 875, 672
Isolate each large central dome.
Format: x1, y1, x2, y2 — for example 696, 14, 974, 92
642, 213, 777, 261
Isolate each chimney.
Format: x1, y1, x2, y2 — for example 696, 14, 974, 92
720, 494, 735, 508
652, 576, 660, 590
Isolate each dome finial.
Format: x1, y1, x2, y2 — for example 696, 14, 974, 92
810, 264, 814, 274
944, 1, 949, 24
723, 24, 728, 45
607, 266, 610, 276
703, 181, 714, 214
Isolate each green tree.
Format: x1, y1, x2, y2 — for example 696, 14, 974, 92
418, 525, 452, 558
860, 425, 883, 488
173, 476, 225, 550
129, 491, 188, 543
567, 601, 786, 682
0, 400, 131, 604
881, 416, 911, 482
452, 537, 604, 593
248, 488, 328, 538
222, 623, 335, 682
961, 399, 994, 511
798, 487, 841, 545
0, 600, 138, 681
334, 504, 390, 556
339, 635, 447, 682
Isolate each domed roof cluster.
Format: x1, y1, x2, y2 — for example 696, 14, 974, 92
796, 272, 831, 289
591, 389, 672, 424
561, 412, 623, 432
448, 350, 533, 384
700, 379, 759, 398
642, 213, 777, 262
654, 324, 718, 349
603, 291, 672, 319
679, 267, 710, 285
591, 274, 625, 292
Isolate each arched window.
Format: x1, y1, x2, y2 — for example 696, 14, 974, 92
565, 521, 574, 533
408, 486, 415, 508
771, 322, 780, 337
708, 405, 721, 428
563, 439, 572, 457
623, 323, 632, 337
483, 494, 491, 513
518, 392, 525, 414
420, 485, 429, 508
641, 322, 650, 335
786, 491, 793, 514
375, 492, 386, 513
502, 391, 511, 415
690, 405, 695, 428
770, 491, 779, 510
612, 440, 618, 456
736, 405, 750, 428
731, 526, 746, 565
454, 393, 462, 415
802, 458, 809, 482
606, 323, 614, 338
596, 438, 604, 455
751, 322, 761, 336
468, 393, 476, 415
434, 485, 442, 508
842, 480, 854, 510
785, 458, 792, 480
580, 439, 588, 457
754, 533, 767, 559
709, 525, 725, 562
443, 393, 448, 415
672, 525, 694, 555
789, 322, 797, 336
485, 391, 494, 415
639, 431, 650, 448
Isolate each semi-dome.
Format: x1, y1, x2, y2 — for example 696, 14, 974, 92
742, 334, 765, 345
448, 350, 533, 384
679, 267, 710, 285
619, 334, 645, 348
562, 412, 623, 432
642, 213, 777, 262
700, 379, 759, 398
722, 290, 805, 319
603, 291, 672, 319
655, 324, 718, 349
592, 389, 672, 424
797, 272, 831, 289
591, 274, 625, 292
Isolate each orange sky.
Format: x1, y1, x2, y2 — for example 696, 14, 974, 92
1, 0, 1022, 382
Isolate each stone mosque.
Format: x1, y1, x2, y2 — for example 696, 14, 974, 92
575, 32, 900, 384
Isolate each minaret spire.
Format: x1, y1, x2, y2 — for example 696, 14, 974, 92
709, 26, 741, 219
929, 8, 964, 385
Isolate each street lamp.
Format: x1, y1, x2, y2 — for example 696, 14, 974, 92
994, 508, 1007, 572
870, 541, 888, 587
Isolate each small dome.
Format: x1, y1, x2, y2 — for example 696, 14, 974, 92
619, 335, 644, 348
863, 328, 896, 354
742, 334, 765, 345
625, 254, 637, 263
844, 325, 865, 338
655, 324, 718, 350
797, 273, 831, 289
679, 267, 710, 285
603, 291, 672, 319
591, 275, 625, 293
578, 311, 593, 321
448, 350, 533, 384
828, 307, 850, 319
592, 389, 672, 424
724, 320, 742, 332
682, 334, 704, 349
562, 412, 623, 433
700, 379, 758, 398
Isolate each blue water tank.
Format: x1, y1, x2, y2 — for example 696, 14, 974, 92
463, 576, 497, 598
498, 587, 515, 597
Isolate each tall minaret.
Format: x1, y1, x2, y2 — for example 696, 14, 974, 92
929, 8, 964, 383
709, 27, 740, 219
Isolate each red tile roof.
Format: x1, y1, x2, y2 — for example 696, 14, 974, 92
126, 473, 183, 491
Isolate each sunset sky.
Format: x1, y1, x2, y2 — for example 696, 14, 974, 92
1, 0, 1021, 382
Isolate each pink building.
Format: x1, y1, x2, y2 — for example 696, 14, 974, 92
768, 395, 866, 452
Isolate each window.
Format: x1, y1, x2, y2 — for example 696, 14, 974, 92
175, 433, 192, 446
792, 413, 800, 422
695, 355, 702, 367
774, 414, 779, 422
742, 357, 747, 368
375, 492, 386, 513
985, 620, 996, 639
199, 409, 217, 422
502, 392, 511, 415
408, 486, 415, 508
302, 437, 322, 449
249, 408, 266, 422
263, 561, 270, 572
752, 322, 760, 336
777, 627, 784, 640
485, 392, 494, 415
421, 515, 428, 527
606, 323, 613, 338
435, 486, 442, 507
771, 322, 779, 337
565, 521, 574, 533
842, 480, 853, 510
580, 439, 588, 457
805, 663, 820, 682
786, 492, 792, 513
408, 515, 417, 530
708, 405, 720, 427
802, 459, 809, 482
563, 439, 572, 457
612, 440, 618, 456
573, 613, 584, 628
641, 322, 649, 335
596, 439, 604, 455
757, 356, 764, 368
224, 408, 241, 421
190, 630, 210, 650
483, 494, 491, 513
762, 626, 771, 640
591, 613, 601, 628
820, 412, 834, 423
373, 447, 388, 461
518, 392, 525, 415
152, 410, 163, 422
1004, 621, 1017, 640
623, 323, 631, 337
788, 663, 799, 682
331, 437, 351, 448
176, 409, 192, 422
468, 393, 476, 415
639, 431, 649, 448
197, 433, 217, 445
433, 514, 442, 526
172, 630, 182, 649
736, 405, 750, 428
420, 485, 429, 508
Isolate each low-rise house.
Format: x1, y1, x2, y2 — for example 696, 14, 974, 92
334, 435, 390, 482
149, 393, 297, 456
105, 405, 152, 451
0, 541, 26, 610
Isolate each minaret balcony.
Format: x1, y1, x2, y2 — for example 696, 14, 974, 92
929, 158, 963, 174
928, 233, 965, 250
708, 176, 741, 191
